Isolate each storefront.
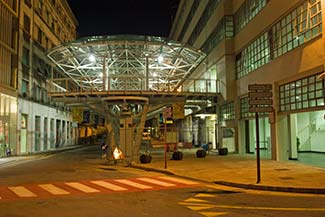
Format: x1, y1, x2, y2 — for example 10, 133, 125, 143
277, 73, 325, 164
0, 93, 17, 157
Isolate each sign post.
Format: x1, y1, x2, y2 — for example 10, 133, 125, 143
248, 84, 273, 184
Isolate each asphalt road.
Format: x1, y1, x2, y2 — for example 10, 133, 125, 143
0, 145, 324, 217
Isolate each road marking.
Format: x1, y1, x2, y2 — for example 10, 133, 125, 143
115, 179, 152, 189
211, 205, 325, 211
8, 186, 37, 197
199, 211, 227, 217
195, 193, 217, 198
185, 198, 209, 203
39, 184, 70, 195
65, 182, 99, 193
180, 202, 325, 211
90, 181, 127, 191
186, 205, 216, 211
159, 176, 198, 185
136, 177, 176, 187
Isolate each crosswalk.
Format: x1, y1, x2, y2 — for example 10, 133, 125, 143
0, 176, 198, 201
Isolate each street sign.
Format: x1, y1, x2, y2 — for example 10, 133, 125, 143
249, 99, 273, 105
248, 84, 272, 91
249, 107, 273, 113
163, 107, 172, 118
248, 92, 272, 98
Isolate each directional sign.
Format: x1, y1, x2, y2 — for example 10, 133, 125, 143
248, 92, 272, 98
248, 84, 272, 91
249, 107, 273, 113
249, 99, 273, 105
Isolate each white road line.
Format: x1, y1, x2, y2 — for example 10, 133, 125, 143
39, 184, 70, 195
158, 176, 198, 185
90, 181, 128, 191
8, 186, 37, 197
115, 179, 153, 189
65, 182, 100, 193
136, 177, 176, 187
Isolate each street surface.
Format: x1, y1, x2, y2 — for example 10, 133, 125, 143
0, 145, 324, 217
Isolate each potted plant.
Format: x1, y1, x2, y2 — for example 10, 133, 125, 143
140, 153, 152, 164
172, 151, 183, 160
196, 149, 206, 158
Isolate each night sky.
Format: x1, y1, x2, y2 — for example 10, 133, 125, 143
67, 0, 180, 38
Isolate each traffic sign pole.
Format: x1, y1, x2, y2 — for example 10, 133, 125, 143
255, 112, 261, 184
248, 83, 273, 184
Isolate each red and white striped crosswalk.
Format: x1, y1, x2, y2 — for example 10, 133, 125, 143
0, 176, 198, 201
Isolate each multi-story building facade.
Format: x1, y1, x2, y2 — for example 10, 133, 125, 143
16, 0, 78, 155
0, 0, 19, 157
170, 0, 325, 163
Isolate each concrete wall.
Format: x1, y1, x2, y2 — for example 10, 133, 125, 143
17, 99, 75, 154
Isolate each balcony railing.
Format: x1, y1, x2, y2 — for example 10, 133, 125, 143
47, 76, 223, 95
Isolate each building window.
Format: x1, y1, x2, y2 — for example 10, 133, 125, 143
234, 0, 268, 34
272, 0, 322, 59
37, 27, 43, 45
24, 0, 32, 7
22, 47, 30, 66
220, 101, 235, 121
279, 74, 325, 112
236, 0, 322, 79
178, 0, 200, 42
187, 0, 221, 46
236, 32, 270, 78
23, 14, 31, 34
34, 116, 41, 151
21, 80, 29, 97
202, 16, 234, 54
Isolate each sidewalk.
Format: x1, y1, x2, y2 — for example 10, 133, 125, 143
132, 149, 325, 194
0, 145, 83, 168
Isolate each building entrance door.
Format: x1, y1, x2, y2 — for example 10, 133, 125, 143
20, 114, 28, 153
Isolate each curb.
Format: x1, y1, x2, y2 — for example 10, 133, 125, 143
131, 164, 174, 175
131, 164, 325, 195
214, 181, 325, 194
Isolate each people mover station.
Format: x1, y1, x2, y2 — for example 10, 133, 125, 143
47, 35, 216, 163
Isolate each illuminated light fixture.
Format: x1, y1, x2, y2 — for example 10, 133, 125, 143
88, 54, 96, 62
157, 55, 164, 64
152, 72, 157, 77
195, 114, 217, 120
113, 147, 123, 160
99, 72, 103, 77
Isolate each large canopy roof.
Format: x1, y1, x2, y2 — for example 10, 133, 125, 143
47, 35, 206, 93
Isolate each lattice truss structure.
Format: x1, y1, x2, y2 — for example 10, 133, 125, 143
47, 35, 206, 93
